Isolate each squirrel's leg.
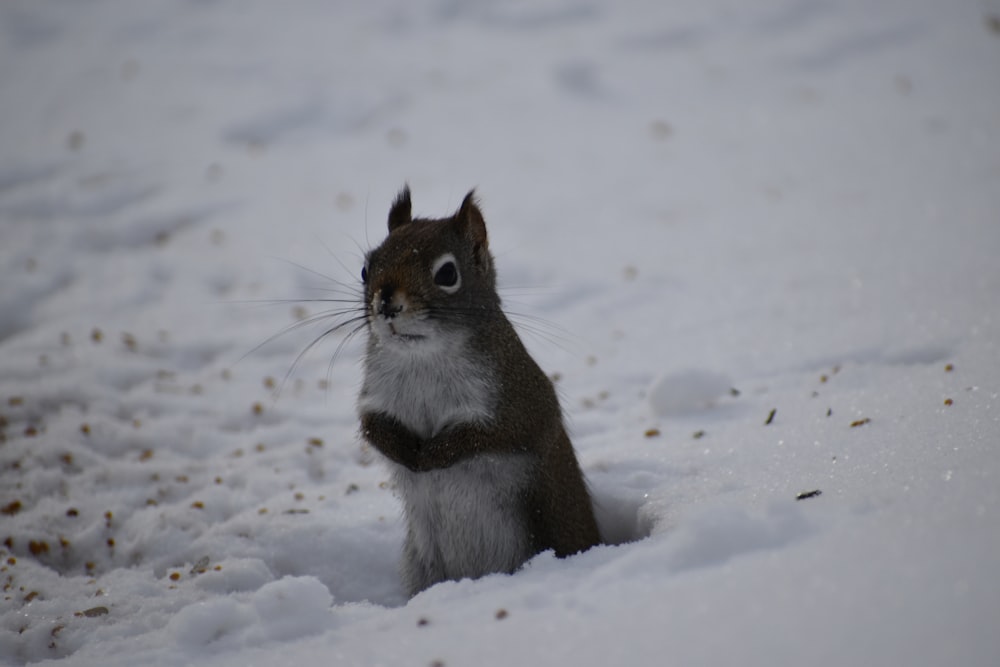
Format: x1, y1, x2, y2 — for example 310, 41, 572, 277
417, 422, 524, 471
360, 412, 422, 469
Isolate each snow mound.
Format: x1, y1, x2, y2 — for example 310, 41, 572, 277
168, 576, 332, 650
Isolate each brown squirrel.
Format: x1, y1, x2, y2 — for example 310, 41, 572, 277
358, 186, 601, 596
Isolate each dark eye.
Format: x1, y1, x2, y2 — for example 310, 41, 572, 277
361, 266, 368, 284
431, 253, 461, 294
434, 262, 458, 287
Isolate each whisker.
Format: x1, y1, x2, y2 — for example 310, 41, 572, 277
273, 315, 368, 396
426, 305, 575, 351
238, 308, 365, 367
230, 297, 360, 306
271, 257, 346, 287
324, 321, 368, 395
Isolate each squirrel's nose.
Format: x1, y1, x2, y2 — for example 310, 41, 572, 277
377, 286, 404, 319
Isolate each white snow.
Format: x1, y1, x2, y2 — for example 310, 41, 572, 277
2, 0, 999, 665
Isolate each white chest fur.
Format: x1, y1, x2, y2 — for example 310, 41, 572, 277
358, 330, 495, 439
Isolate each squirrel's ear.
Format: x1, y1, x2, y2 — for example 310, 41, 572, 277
456, 189, 491, 271
456, 189, 488, 247
387, 185, 412, 232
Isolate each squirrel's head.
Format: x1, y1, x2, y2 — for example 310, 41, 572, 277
362, 185, 499, 347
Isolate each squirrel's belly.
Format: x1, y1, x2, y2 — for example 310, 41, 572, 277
392, 454, 534, 583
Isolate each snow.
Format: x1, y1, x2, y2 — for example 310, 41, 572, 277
1, 0, 999, 665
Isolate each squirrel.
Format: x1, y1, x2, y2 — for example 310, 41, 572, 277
358, 185, 601, 596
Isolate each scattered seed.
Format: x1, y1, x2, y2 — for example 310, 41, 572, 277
252, 402, 263, 416
819, 374, 828, 383
29, 541, 50, 556
91, 328, 103, 343
60, 453, 73, 466
67, 130, 85, 151
8, 396, 24, 407
24, 426, 38, 437
796, 489, 822, 501
850, 418, 871, 428
80, 606, 109, 618
944, 398, 953, 406
692, 430, 705, 439
1, 501, 21, 516
106, 538, 115, 549
649, 119, 673, 140
24, 591, 39, 602
764, 408, 776, 425
191, 501, 204, 510
121, 332, 137, 351
80, 423, 91, 435
345, 483, 360, 495
826, 408, 832, 417
495, 609, 509, 620
308, 437, 324, 448
644, 428, 661, 438
263, 377, 276, 390
729, 387, 741, 397
417, 617, 430, 627
944, 363, 954, 372
169, 572, 181, 581
190, 556, 210, 574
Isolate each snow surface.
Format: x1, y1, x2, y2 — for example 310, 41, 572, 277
2, 0, 999, 665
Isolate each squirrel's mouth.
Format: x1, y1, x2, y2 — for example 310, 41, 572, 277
386, 321, 425, 342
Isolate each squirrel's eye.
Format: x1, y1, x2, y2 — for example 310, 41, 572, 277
435, 262, 457, 287
431, 254, 461, 294
361, 265, 368, 284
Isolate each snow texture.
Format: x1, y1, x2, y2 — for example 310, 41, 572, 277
1, 0, 999, 665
